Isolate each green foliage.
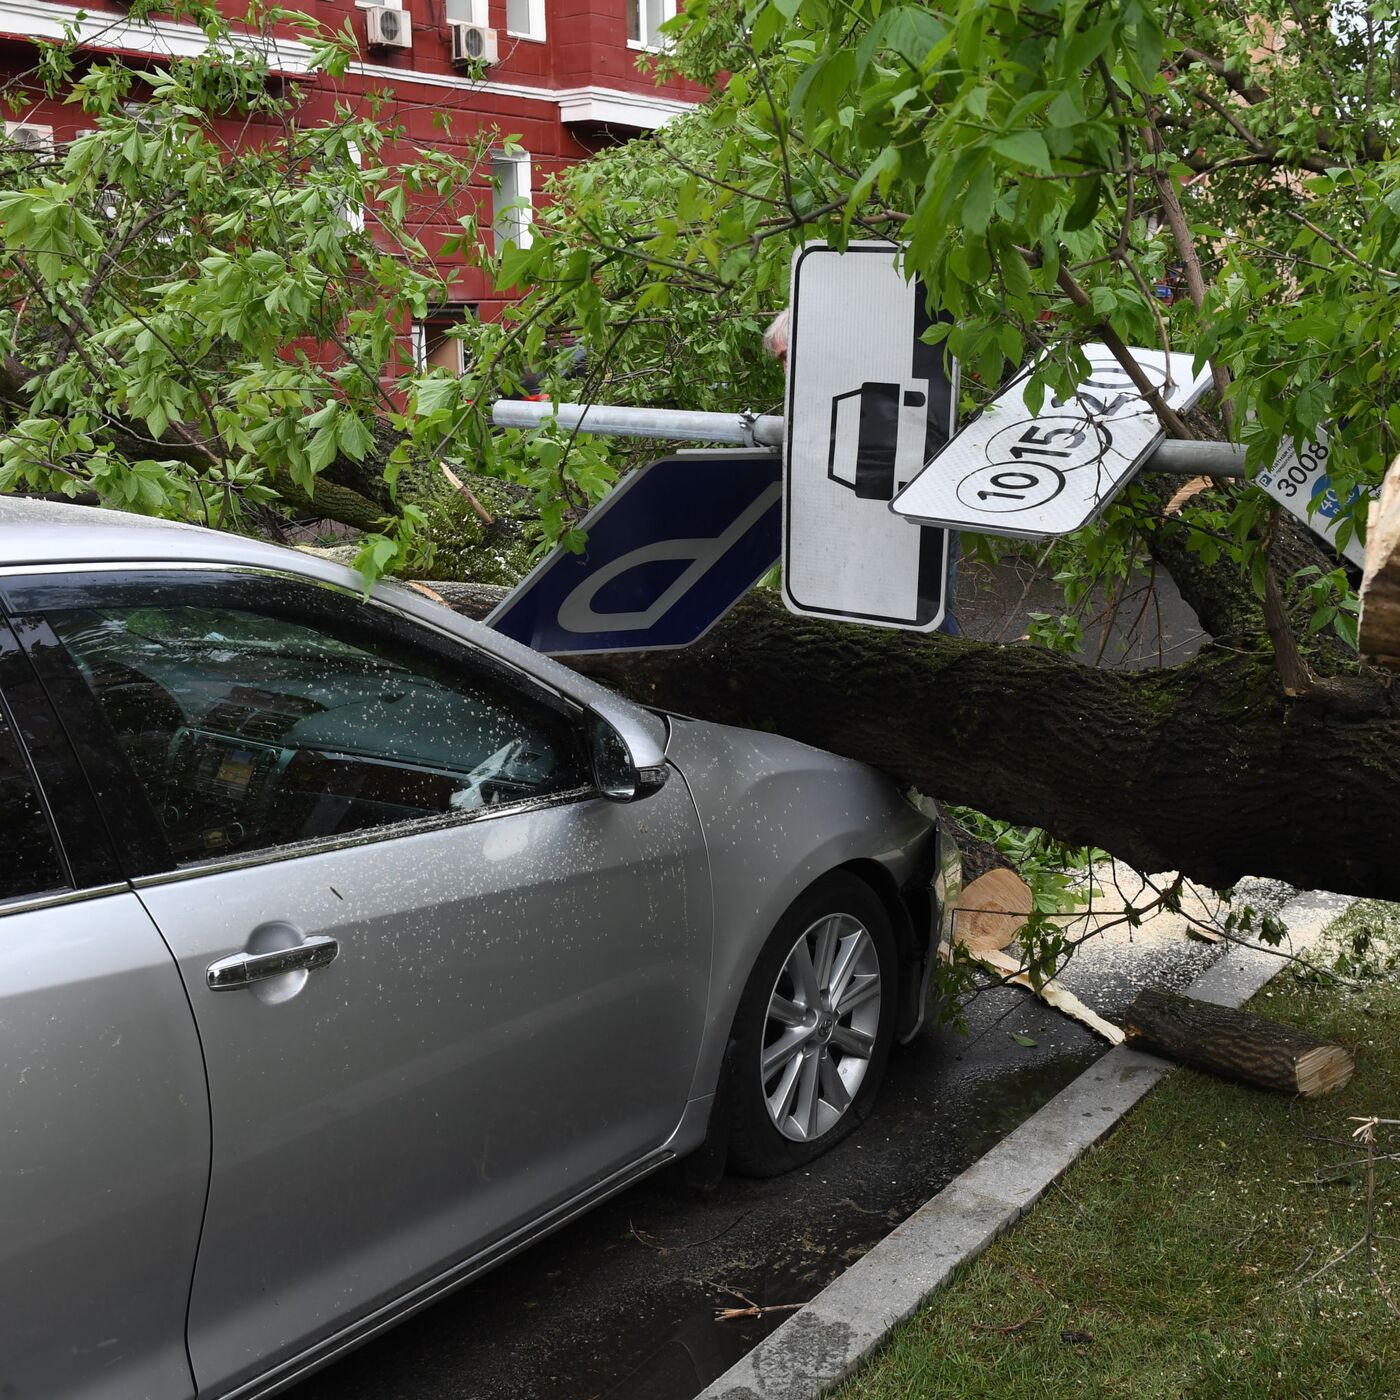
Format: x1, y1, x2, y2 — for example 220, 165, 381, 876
0, 3, 510, 583
0, 0, 1389, 633
501, 0, 1398, 641
951, 805, 1107, 916
1293, 899, 1400, 984
1292, 565, 1361, 651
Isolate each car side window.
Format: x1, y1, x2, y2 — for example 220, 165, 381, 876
41, 577, 589, 868
0, 701, 66, 901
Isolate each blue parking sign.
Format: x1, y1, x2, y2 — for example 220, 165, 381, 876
488, 450, 781, 655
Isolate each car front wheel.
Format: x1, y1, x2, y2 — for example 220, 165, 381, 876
726, 872, 898, 1177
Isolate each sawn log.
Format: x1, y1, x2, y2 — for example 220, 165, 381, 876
1122, 987, 1354, 1097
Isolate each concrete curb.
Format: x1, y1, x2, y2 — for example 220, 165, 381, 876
694, 889, 1356, 1400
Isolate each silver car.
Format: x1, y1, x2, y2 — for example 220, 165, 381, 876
0, 498, 959, 1399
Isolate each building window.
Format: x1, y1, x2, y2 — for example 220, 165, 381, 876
491, 154, 532, 253
627, 0, 675, 49
506, 0, 546, 40
413, 307, 476, 375
445, 0, 488, 25
340, 139, 366, 234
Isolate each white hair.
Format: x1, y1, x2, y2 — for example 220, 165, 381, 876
762, 308, 790, 359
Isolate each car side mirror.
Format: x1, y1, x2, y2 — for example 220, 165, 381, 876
587, 715, 668, 802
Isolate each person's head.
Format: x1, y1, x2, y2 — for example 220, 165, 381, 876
762, 308, 790, 364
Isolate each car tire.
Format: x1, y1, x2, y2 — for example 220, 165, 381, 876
726, 871, 898, 1178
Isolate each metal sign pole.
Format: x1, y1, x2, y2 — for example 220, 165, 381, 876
492, 400, 785, 450
490, 399, 1250, 477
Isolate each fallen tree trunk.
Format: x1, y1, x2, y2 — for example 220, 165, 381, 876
1122, 987, 1354, 1096
431, 583, 1400, 900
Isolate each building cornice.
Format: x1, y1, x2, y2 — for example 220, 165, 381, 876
0, 0, 698, 127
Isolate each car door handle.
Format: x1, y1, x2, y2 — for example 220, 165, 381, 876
206, 936, 340, 991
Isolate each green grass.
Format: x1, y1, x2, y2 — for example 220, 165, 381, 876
836, 902, 1400, 1400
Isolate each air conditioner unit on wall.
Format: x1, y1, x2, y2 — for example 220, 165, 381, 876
4, 123, 54, 155
365, 6, 412, 50
451, 23, 499, 66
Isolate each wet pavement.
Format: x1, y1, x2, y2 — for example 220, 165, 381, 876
290, 898, 1247, 1400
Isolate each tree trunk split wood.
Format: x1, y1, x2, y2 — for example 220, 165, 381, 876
1360, 457, 1400, 668
954, 868, 1032, 953
1122, 987, 1354, 1097
947, 869, 1125, 1044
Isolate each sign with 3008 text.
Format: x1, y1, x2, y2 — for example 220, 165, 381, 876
1255, 428, 1370, 568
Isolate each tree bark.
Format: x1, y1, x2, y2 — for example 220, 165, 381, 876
1122, 987, 1354, 1097
432, 582, 1400, 901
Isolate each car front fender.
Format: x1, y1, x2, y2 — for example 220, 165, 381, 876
663, 716, 942, 1109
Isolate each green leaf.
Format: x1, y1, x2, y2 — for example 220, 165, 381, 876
336, 411, 375, 463
1090, 284, 1117, 315
1047, 88, 1082, 129
1060, 19, 1117, 75
414, 375, 460, 417
307, 424, 340, 475
962, 161, 996, 236
992, 130, 1052, 174
1010, 1033, 1038, 1048
846, 146, 901, 217
1063, 174, 1102, 231
354, 532, 399, 592
856, 6, 949, 77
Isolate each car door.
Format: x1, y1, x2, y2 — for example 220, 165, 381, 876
5, 564, 712, 1397
0, 616, 208, 1400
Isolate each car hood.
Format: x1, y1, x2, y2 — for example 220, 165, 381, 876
658, 710, 933, 865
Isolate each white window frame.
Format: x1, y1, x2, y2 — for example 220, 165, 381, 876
491, 152, 533, 253
445, 0, 489, 24
505, 0, 546, 42
340, 139, 366, 235
413, 314, 474, 376
627, 0, 676, 51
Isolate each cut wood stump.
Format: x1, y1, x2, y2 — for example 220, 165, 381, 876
955, 867, 1033, 953
1122, 987, 1354, 1097
951, 869, 1125, 1046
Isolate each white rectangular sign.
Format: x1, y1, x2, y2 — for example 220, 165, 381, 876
783, 242, 957, 631
891, 346, 1214, 539
1255, 429, 1370, 568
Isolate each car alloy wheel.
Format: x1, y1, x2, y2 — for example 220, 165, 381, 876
761, 912, 882, 1143
722, 871, 899, 1178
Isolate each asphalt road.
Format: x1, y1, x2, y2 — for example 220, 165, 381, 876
291, 909, 1235, 1400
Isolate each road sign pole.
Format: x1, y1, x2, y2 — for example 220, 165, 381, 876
491, 401, 1251, 477
493, 400, 785, 449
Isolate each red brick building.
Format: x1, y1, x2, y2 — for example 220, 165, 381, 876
0, 0, 705, 374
